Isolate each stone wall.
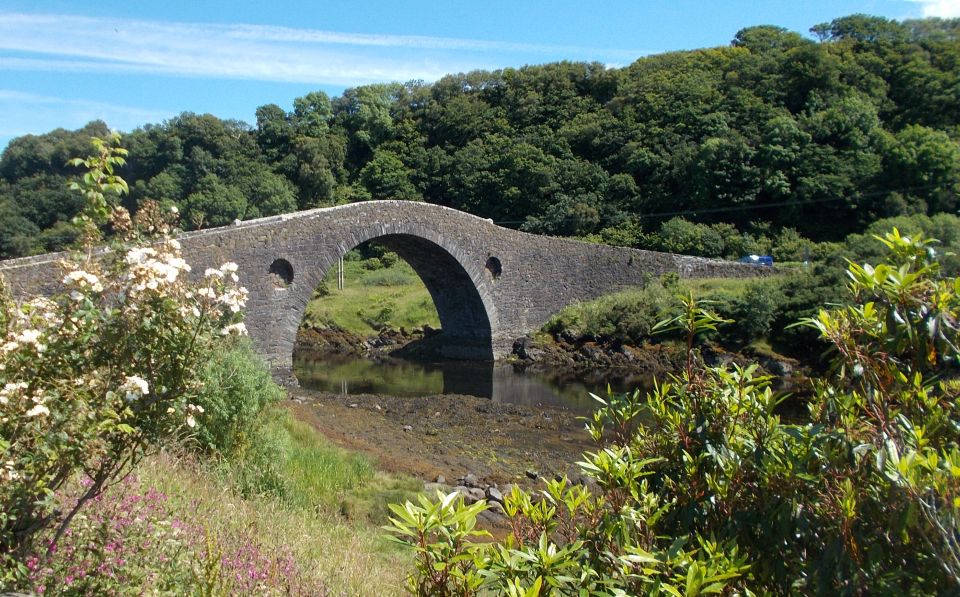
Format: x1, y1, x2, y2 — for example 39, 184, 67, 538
0, 201, 770, 367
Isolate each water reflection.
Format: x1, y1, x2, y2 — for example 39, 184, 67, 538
293, 354, 649, 414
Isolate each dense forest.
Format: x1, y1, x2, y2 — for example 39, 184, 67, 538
1, 14, 958, 259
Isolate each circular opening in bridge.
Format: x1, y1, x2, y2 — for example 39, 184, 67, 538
485, 256, 502, 279
269, 258, 294, 288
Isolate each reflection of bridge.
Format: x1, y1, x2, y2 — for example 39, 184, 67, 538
0, 201, 764, 368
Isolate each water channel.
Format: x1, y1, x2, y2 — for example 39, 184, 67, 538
293, 353, 653, 415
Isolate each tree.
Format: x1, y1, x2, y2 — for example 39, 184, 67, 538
359, 150, 421, 201
182, 174, 247, 229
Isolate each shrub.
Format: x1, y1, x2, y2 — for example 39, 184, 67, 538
389, 228, 960, 594
0, 136, 249, 587
544, 282, 674, 344
361, 268, 416, 287
192, 338, 284, 458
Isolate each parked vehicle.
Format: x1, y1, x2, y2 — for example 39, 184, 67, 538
739, 254, 774, 266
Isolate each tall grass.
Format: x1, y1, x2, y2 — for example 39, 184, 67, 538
139, 450, 411, 596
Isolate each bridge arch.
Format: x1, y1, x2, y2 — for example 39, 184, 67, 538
291, 232, 497, 361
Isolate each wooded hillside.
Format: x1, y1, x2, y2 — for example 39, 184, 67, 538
1, 14, 958, 258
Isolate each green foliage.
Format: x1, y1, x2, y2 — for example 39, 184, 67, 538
192, 338, 284, 458
301, 252, 439, 337
384, 492, 490, 596
544, 281, 674, 344
389, 229, 960, 594
642, 218, 772, 260
66, 133, 129, 225
0, 138, 249, 587
362, 268, 417, 287
545, 277, 782, 351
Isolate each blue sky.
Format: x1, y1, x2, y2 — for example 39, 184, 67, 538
0, 0, 957, 151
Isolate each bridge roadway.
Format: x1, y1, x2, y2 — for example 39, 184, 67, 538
0, 201, 765, 368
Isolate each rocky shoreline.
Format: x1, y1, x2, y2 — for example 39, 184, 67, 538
296, 323, 804, 389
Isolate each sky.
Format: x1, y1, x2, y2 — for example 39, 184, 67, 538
0, 0, 958, 151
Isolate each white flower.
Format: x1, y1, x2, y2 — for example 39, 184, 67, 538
15, 329, 42, 346
0, 381, 28, 405
1, 341, 18, 353
204, 268, 223, 278
1, 461, 18, 482
4, 382, 28, 393
62, 270, 102, 292
169, 206, 179, 215
185, 403, 204, 427
220, 322, 248, 336
125, 247, 157, 265
221, 262, 238, 273
121, 375, 150, 401
26, 404, 50, 417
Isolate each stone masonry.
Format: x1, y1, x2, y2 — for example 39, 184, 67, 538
0, 201, 769, 368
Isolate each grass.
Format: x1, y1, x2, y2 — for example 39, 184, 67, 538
122, 404, 423, 595
270, 410, 423, 520
302, 255, 439, 337
137, 447, 412, 596
682, 275, 783, 298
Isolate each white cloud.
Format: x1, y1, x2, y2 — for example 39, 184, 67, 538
907, 0, 960, 18
0, 12, 642, 85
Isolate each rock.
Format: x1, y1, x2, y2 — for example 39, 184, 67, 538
477, 509, 506, 526
578, 344, 607, 364
486, 486, 504, 504
436, 475, 446, 484
488, 500, 506, 515
760, 356, 795, 377
402, 424, 413, 432
512, 336, 543, 361
500, 483, 516, 497
452, 485, 485, 504
525, 469, 539, 480
349, 403, 358, 408
462, 473, 479, 487
423, 482, 447, 493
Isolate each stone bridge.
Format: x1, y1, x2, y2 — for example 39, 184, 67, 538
0, 201, 764, 368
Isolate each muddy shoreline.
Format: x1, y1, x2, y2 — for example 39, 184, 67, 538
289, 326, 807, 489
287, 387, 593, 488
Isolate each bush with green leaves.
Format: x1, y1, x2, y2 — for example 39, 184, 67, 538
388, 228, 960, 595
0, 136, 249, 588
192, 338, 284, 458
543, 280, 674, 344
